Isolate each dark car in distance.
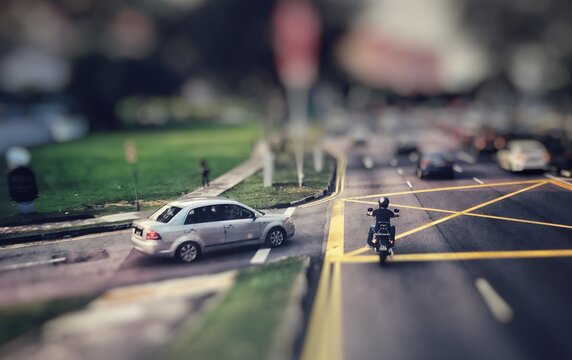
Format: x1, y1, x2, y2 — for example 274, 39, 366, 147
416, 151, 455, 179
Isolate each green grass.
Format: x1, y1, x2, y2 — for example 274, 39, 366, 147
0, 296, 93, 347
0, 123, 261, 219
223, 155, 334, 209
165, 258, 304, 360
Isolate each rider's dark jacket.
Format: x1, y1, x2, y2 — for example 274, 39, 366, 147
371, 208, 396, 227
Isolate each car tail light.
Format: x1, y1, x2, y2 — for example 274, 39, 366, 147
544, 153, 551, 162
146, 230, 161, 240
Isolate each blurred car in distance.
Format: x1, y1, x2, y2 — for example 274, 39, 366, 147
131, 197, 295, 263
351, 124, 370, 146
416, 151, 455, 179
497, 140, 550, 172
395, 132, 419, 155
465, 126, 506, 155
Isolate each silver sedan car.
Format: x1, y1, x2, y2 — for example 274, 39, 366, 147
131, 197, 295, 263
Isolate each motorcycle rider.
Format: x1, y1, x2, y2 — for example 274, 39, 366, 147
366, 197, 397, 248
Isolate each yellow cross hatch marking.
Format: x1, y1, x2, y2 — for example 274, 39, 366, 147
344, 179, 545, 201
345, 200, 572, 231
345, 181, 549, 257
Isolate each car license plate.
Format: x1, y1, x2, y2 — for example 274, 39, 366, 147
133, 227, 143, 236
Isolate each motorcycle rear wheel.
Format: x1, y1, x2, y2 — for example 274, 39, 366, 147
379, 251, 389, 266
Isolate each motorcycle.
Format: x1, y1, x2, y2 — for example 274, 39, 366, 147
367, 208, 399, 265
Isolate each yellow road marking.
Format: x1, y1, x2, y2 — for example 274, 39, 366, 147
331, 261, 343, 359
302, 200, 345, 360
345, 181, 549, 257
300, 157, 347, 208
345, 199, 572, 230
345, 179, 544, 201
548, 178, 572, 191
383, 202, 572, 230
340, 249, 572, 263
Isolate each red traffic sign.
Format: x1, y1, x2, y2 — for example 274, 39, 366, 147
272, 0, 321, 90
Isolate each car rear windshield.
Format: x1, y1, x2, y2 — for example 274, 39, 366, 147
149, 206, 182, 223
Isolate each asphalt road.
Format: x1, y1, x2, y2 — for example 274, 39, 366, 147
0, 200, 329, 306
302, 135, 572, 360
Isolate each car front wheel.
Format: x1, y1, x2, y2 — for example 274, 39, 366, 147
266, 228, 286, 248
176, 242, 200, 263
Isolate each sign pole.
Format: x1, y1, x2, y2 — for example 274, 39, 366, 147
272, 0, 321, 188
124, 140, 140, 211
131, 163, 140, 211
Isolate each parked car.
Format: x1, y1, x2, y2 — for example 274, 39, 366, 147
416, 151, 455, 179
497, 140, 550, 172
131, 197, 295, 263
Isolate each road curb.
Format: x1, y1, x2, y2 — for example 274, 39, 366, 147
270, 160, 337, 209
267, 256, 310, 360
0, 222, 132, 246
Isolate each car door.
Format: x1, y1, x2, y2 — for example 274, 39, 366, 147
183, 205, 226, 250
221, 204, 261, 245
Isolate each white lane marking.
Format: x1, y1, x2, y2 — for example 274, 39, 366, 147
406, 181, 413, 189
390, 158, 398, 167
473, 177, 484, 184
453, 165, 464, 173
475, 278, 514, 323
397, 167, 404, 175
0, 257, 67, 272
284, 207, 296, 217
545, 173, 572, 184
457, 151, 476, 164
0, 230, 131, 252
363, 156, 374, 169
250, 248, 271, 264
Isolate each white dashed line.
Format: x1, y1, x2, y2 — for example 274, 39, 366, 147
475, 278, 514, 323
406, 181, 413, 189
0, 257, 67, 272
363, 156, 374, 169
397, 167, 404, 175
284, 207, 296, 217
250, 248, 271, 264
473, 177, 484, 184
453, 165, 464, 173
545, 173, 572, 185
457, 151, 476, 164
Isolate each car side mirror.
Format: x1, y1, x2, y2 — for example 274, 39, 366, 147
394, 209, 400, 213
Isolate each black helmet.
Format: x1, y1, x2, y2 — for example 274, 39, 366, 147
378, 197, 389, 208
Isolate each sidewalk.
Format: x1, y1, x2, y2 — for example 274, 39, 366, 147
0, 143, 266, 243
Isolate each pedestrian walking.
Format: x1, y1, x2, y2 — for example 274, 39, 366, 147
200, 159, 210, 187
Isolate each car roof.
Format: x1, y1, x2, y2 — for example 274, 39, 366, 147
167, 196, 239, 208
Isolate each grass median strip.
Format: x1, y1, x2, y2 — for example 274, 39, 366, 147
164, 257, 304, 360
0, 123, 260, 221
223, 156, 334, 209
0, 296, 94, 348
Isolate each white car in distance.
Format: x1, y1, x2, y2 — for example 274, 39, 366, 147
497, 140, 550, 172
131, 197, 295, 263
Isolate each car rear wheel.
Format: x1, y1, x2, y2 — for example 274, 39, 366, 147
177, 242, 200, 263
266, 228, 286, 248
